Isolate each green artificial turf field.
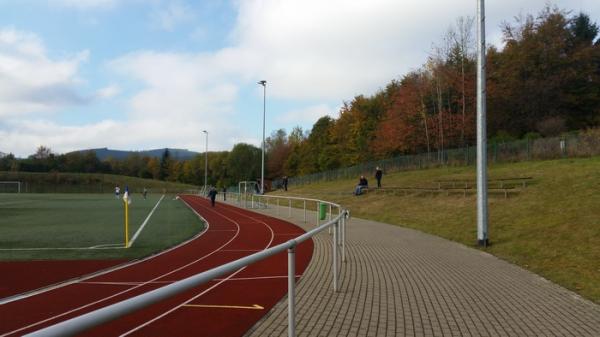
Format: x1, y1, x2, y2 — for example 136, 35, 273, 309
0, 193, 204, 260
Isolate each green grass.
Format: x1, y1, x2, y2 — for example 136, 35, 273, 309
273, 156, 600, 304
0, 193, 204, 260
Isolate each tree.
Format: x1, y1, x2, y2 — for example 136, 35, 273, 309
227, 143, 261, 183
158, 149, 171, 180
32, 146, 52, 160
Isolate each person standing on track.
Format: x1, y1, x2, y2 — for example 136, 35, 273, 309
115, 185, 120, 199
208, 186, 217, 207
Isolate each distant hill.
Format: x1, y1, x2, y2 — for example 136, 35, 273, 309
74, 148, 201, 161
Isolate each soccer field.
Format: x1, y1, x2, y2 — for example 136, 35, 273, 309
0, 193, 205, 260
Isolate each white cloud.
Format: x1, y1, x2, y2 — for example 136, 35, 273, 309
150, 1, 194, 31
107, 51, 241, 154
0, 119, 122, 156
0, 28, 89, 117
278, 104, 338, 124
95, 84, 120, 99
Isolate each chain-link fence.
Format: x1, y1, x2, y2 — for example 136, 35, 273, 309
282, 130, 600, 187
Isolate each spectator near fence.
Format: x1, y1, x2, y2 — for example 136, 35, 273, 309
354, 176, 368, 195
282, 176, 289, 191
375, 167, 383, 188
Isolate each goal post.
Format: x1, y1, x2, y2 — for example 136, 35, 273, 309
0, 181, 21, 193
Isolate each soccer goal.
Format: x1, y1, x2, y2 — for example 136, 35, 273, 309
238, 181, 261, 208
0, 181, 21, 193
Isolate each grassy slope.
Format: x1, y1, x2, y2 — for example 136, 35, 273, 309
275, 157, 600, 303
0, 193, 204, 260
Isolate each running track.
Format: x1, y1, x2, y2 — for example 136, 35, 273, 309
0, 195, 314, 336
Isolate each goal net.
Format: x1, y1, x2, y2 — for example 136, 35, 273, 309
0, 181, 21, 193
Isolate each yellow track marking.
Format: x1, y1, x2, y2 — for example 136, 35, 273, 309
183, 304, 264, 310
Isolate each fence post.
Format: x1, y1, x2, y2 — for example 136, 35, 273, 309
303, 200, 306, 223
341, 212, 346, 263
288, 246, 296, 337
316, 202, 319, 226
333, 221, 338, 292
288, 199, 292, 218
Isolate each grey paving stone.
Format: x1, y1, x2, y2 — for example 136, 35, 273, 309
235, 202, 600, 337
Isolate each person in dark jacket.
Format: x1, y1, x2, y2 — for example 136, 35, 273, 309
282, 176, 288, 191
354, 176, 369, 195
375, 166, 383, 188
208, 187, 217, 207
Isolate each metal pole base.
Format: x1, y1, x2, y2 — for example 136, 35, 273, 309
477, 239, 489, 247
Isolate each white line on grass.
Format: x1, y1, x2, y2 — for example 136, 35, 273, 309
0, 195, 166, 252
127, 194, 165, 248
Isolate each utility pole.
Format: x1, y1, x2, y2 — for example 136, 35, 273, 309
476, 0, 489, 247
203, 130, 208, 193
258, 80, 266, 195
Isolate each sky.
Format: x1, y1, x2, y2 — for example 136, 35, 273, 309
1, 0, 599, 158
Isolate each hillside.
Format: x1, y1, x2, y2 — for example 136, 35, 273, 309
272, 157, 600, 304
73, 148, 201, 161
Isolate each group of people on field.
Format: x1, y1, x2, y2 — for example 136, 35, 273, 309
114, 185, 148, 200
354, 166, 383, 196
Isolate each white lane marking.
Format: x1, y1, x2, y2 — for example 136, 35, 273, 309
0, 195, 166, 252
128, 195, 165, 248
0, 196, 208, 306
183, 304, 264, 310
1, 196, 232, 337
120, 199, 277, 336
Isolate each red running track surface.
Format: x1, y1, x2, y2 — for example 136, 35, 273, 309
0, 195, 314, 337
0, 260, 127, 299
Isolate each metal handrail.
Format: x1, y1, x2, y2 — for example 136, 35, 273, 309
26, 195, 349, 337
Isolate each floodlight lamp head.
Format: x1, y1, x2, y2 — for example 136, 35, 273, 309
202, 130, 207, 134
258, 80, 266, 86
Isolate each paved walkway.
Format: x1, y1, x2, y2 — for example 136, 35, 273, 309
236, 202, 600, 337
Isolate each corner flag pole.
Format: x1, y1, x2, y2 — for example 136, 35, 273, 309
124, 199, 129, 248
123, 186, 131, 248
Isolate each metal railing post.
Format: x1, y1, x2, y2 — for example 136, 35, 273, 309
303, 200, 306, 223
288, 246, 296, 337
333, 221, 338, 292
316, 202, 319, 226
328, 204, 332, 235
342, 212, 346, 262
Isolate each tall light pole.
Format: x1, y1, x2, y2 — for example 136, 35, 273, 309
203, 130, 208, 193
258, 80, 266, 195
476, 0, 489, 247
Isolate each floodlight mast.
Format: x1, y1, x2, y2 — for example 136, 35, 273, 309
258, 80, 267, 195
476, 0, 489, 246
203, 130, 208, 193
